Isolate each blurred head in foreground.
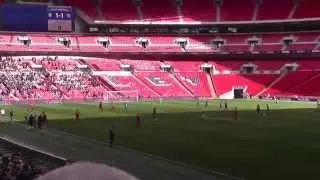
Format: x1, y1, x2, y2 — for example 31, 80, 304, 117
37, 162, 139, 180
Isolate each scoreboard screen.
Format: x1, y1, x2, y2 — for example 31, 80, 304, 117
47, 6, 74, 32
0, 4, 75, 32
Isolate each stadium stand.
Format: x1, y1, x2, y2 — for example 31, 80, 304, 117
180, 0, 216, 22
251, 60, 287, 70
84, 58, 120, 71
264, 71, 318, 96
165, 60, 203, 72
212, 60, 248, 71
256, 0, 294, 20
176, 72, 212, 97
140, 0, 179, 22
101, 0, 138, 21
294, 0, 320, 19
120, 59, 160, 71
0, 138, 65, 180
220, 0, 255, 21
135, 71, 192, 97
297, 59, 320, 70
106, 75, 158, 98
212, 74, 278, 96
64, 0, 99, 19
1, 55, 320, 100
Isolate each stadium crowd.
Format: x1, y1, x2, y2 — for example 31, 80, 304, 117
0, 56, 105, 101
0, 152, 45, 180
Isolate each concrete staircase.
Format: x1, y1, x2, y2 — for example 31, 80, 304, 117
206, 73, 217, 98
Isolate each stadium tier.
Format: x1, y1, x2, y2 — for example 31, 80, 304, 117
0, 31, 317, 53
67, 0, 320, 23
0, 56, 320, 101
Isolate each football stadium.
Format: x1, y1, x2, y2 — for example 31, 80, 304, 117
0, 0, 320, 180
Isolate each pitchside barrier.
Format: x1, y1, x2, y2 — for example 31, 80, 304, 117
0, 94, 319, 105
0, 92, 216, 105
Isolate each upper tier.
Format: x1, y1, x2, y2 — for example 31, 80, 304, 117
3, 31, 320, 54
67, 0, 320, 23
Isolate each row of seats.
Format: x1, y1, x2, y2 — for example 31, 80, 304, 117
212, 74, 279, 96
1, 32, 319, 53
77, 58, 296, 72
176, 72, 212, 97
135, 71, 191, 97
66, 0, 320, 22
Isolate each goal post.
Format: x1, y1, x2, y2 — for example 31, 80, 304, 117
103, 90, 139, 103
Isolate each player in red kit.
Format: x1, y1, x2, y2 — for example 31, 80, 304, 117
98, 101, 103, 112
136, 113, 141, 128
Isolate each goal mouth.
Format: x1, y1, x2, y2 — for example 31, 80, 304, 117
103, 90, 139, 103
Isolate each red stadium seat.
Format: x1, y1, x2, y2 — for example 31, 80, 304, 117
101, 0, 138, 21
220, 0, 255, 21
257, 0, 294, 20
141, 0, 179, 22
181, 0, 216, 22
294, 0, 320, 19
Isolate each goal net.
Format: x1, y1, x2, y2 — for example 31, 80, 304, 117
103, 91, 139, 103
0, 91, 140, 104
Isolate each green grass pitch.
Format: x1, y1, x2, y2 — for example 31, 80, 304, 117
2, 99, 320, 180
